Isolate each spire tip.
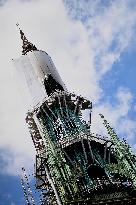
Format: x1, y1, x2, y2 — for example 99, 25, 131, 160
17, 24, 38, 55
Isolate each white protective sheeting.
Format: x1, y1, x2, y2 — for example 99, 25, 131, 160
14, 50, 67, 107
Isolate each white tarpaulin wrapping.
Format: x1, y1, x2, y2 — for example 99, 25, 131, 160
14, 50, 67, 107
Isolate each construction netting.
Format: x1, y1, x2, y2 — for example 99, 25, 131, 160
13, 50, 67, 107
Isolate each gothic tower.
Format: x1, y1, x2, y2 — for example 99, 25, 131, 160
14, 28, 136, 205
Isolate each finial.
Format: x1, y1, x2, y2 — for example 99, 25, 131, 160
16, 22, 19, 27
16, 23, 38, 55
99, 113, 104, 118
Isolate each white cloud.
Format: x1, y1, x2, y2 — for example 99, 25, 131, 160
0, 146, 34, 176
0, 0, 136, 174
91, 88, 136, 153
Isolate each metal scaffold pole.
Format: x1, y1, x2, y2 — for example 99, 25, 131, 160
33, 114, 62, 205
44, 161, 62, 205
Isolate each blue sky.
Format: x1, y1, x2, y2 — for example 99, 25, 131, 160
0, 0, 136, 204
0, 173, 24, 204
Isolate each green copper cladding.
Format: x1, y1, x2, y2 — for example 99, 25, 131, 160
26, 92, 136, 204
100, 113, 136, 187
25, 91, 136, 204
35, 91, 92, 203
30, 91, 136, 204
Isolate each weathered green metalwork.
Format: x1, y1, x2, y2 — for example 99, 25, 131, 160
100, 114, 136, 187
26, 92, 136, 204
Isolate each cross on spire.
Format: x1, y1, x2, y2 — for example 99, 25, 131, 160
16, 23, 38, 55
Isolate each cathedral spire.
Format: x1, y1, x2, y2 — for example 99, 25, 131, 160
16, 23, 38, 55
